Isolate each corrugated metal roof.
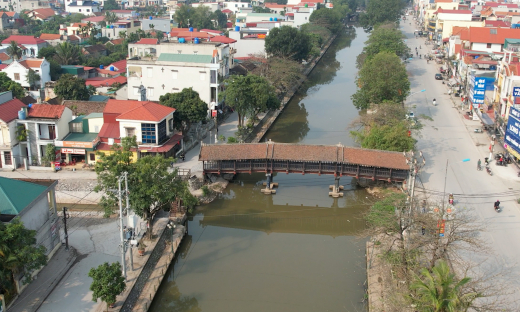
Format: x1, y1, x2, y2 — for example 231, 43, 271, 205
84, 112, 103, 119
157, 53, 213, 63
0, 177, 48, 215
62, 132, 98, 142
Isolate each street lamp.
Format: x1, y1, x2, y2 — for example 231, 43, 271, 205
166, 221, 176, 254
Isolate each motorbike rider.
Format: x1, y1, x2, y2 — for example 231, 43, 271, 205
449, 193, 454, 204
433, 98, 436, 105
499, 155, 504, 166
494, 200, 501, 211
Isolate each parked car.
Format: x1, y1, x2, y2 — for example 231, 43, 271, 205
435, 73, 443, 80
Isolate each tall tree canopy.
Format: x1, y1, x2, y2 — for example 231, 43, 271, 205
359, 0, 405, 27
88, 262, 126, 310
159, 88, 208, 135
309, 8, 343, 33
54, 74, 94, 100
357, 23, 410, 68
352, 51, 410, 109
265, 26, 311, 62
220, 75, 280, 127
54, 42, 81, 65
0, 73, 25, 99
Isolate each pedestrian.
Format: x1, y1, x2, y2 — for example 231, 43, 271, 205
492, 134, 496, 142
180, 153, 185, 161
478, 159, 481, 170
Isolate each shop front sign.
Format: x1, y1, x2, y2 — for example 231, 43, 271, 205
61, 148, 86, 154
55, 141, 94, 148
504, 106, 520, 158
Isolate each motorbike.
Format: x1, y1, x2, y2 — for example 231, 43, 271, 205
474, 128, 482, 133
495, 204, 501, 213
484, 157, 490, 165
449, 197, 454, 205
486, 165, 493, 176
433, 99, 437, 106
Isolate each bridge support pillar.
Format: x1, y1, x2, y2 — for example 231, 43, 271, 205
328, 176, 344, 197
261, 173, 278, 194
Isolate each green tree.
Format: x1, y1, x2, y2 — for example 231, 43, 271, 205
410, 260, 480, 312
247, 55, 304, 97
174, 5, 191, 28
155, 30, 164, 41
357, 23, 410, 68
211, 10, 228, 28
26, 69, 41, 90
359, 0, 405, 27
352, 121, 415, 151
88, 262, 126, 311
48, 59, 63, 81
103, 0, 119, 10
104, 11, 118, 25
0, 218, 47, 293
37, 46, 57, 60
352, 51, 410, 109
254, 6, 271, 13
6, 40, 22, 60
54, 74, 93, 100
191, 6, 213, 29
309, 7, 342, 33
159, 88, 208, 135
265, 26, 311, 62
0, 72, 25, 99
220, 75, 280, 127
54, 42, 81, 65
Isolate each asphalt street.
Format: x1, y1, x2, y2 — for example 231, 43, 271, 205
401, 20, 520, 304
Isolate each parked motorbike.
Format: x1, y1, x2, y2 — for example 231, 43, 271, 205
486, 165, 493, 176
474, 128, 482, 133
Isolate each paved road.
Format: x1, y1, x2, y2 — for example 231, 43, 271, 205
401, 21, 520, 304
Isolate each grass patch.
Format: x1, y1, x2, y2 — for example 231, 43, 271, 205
419, 114, 433, 121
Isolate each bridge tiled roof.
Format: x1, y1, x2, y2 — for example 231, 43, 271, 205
199, 143, 409, 170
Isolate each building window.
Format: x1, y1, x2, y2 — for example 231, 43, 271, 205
86, 9, 90, 12
210, 70, 217, 84
487, 43, 492, 48
147, 87, 154, 97
70, 122, 82, 133
172, 70, 178, 79
14, 73, 20, 80
125, 127, 135, 137
4, 152, 11, 165
158, 119, 167, 144
168, 118, 174, 132
78, 8, 81, 11
108, 138, 114, 145
141, 123, 156, 144
90, 153, 95, 161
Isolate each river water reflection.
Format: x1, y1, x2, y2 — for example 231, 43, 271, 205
150, 26, 372, 312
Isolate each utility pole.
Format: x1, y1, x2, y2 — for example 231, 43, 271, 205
124, 173, 133, 271
62, 207, 69, 251
118, 173, 127, 280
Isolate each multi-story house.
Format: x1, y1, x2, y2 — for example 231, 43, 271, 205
20, 0, 52, 13
0, 91, 27, 169
3, 58, 51, 93
126, 39, 231, 109
17, 104, 73, 166
100, 19, 141, 39
26, 8, 56, 21
97, 99, 181, 160
110, 9, 137, 18
1, 35, 48, 57
64, 0, 101, 15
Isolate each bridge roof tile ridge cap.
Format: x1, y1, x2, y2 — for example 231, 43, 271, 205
344, 146, 404, 154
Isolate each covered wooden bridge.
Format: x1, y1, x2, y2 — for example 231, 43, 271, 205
198, 141, 410, 182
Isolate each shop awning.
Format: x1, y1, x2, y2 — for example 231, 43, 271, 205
481, 112, 494, 125
139, 134, 182, 153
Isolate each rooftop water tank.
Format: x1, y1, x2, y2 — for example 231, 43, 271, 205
106, 25, 110, 28
149, 16, 153, 20
235, 26, 240, 31
305, 3, 308, 7
194, 37, 200, 44
18, 108, 26, 120
269, 17, 273, 21
109, 66, 115, 71
274, 17, 278, 21
100, 65, 104, 69
189, 27, 194, 32
28, 104, 32, 108
179, 37, 186, 43
236, 19, 240, 23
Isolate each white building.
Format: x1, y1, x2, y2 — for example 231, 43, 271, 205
222, 1, 252, 14
17, 104, 73, 166
126, 40, 231, 107
65, 0, 102, 15
229, 27, 269, 57
191, 2, 221, 12
1, 35, 49, 58
3, 58, 51, 92
0, 92, 26, 169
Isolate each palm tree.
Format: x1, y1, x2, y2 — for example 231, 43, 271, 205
26, 69, 40, 90
119, 31, 127, 41
104, 11, 118, 25
410, 260, 480, 312
54, 42, 81, 65
6, 40, 22, 60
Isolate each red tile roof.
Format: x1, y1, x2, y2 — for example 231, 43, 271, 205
200, 29, 222, 35
0, 64, 7, 70
81, 15, 106, 23
135, 38, 159, 44
221, 9, 232, 13
30, 8, 56, 20
85, 76, 127, 87
104, 99, 143, 114
265, 3, 293, 8
468, 27, 520, 44
106, 38, 124, 45
95, 68, 120, 76
177, 31, 215, 38
0, 53, 10, 62
4, 12, 17, 17
484, 1, 518, 8
27, 104, 65, 119
434, 8, 472, 14
98, 122, 120, 139
285, 13, 294, 16
2, 35, 46, 45
116, 101, 175, 122
485, 20, 510, 28
39, 33, 62, 40
109, 59, 126, 72
209, 35, 237, 44
0, 99, 26, 123
18, 59, 44, 69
